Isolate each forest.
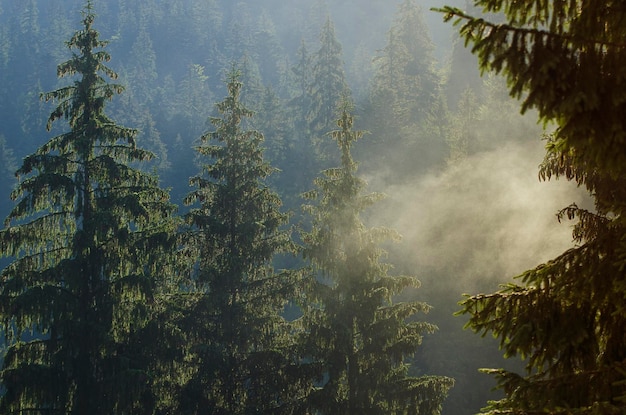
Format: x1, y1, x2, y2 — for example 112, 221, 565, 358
0, 0, 625, 414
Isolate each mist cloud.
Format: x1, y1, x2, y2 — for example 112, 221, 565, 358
369, 139, 588, 295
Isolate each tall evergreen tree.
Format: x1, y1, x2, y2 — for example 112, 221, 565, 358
181, 69, 306, 414
369, 26, 412, 132
370, 0, 440, 127
308, 17, 349, 142
253, 10, 285, 88
300, 98, 454, 415
0, 3, 178, 413
176, 63, 213, 137
289, 40, 314, 137
125, 25, 158, 106
437, 1, 626, 413
445, 87, 478, 165
363, 0, 447, 177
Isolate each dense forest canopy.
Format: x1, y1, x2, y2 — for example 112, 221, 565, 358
0, 0, 602, 414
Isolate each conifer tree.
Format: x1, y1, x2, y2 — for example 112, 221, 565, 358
182, 69, 306, 414
0, 3, 178, 413
370, 0, 440, 127
437, 1, 626, 177
176, 63, 212, 137
437, 1, 626, 413
308, 17, 349, 141
289, 40, 314, 136
0, 135, 16, 217
364, 0, 447, 177
300, 98, 454, 415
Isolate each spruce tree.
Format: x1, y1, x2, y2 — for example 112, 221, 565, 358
0, 135, 16, 216
0, 3, 178, 413
182, 69, 306, 414
456, 135, 626, 414
308, 17, 349, 142
436, 1, 626, 413
364, 0, 447, 177
437, 0, 626, 177
300, 98, 454, 415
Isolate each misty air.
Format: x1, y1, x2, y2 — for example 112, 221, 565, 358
0, 0, 623, 414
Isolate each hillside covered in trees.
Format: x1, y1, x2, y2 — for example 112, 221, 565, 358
0, 0, 613, 414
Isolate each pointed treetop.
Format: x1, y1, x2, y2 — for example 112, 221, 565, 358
331, 94, 364, 161
81, 0, 96, 30
225, 64, 243, 92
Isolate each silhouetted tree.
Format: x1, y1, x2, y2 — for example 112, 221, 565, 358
439, 0, 626, 413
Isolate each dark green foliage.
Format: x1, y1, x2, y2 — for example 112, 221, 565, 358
300, 98, 453, 414
437, 1, 626, 177
0, 4, 178, 413
456, 136, 626, 414
0, 1, 532, 413
0, 135, 16, 215
181, 69, 307, 414
438, 1, 626, 413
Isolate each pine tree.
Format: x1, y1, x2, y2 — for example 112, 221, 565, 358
300, 98, 454, 415
0, 3, 178, 413
182, 69, 306, 414
436, 1, 626, 413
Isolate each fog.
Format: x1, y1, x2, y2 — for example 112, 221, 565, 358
375, 139, 583, 292
362, 135, 587, 412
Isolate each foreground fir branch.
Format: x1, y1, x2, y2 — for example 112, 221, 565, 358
437, 1, 626, 413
